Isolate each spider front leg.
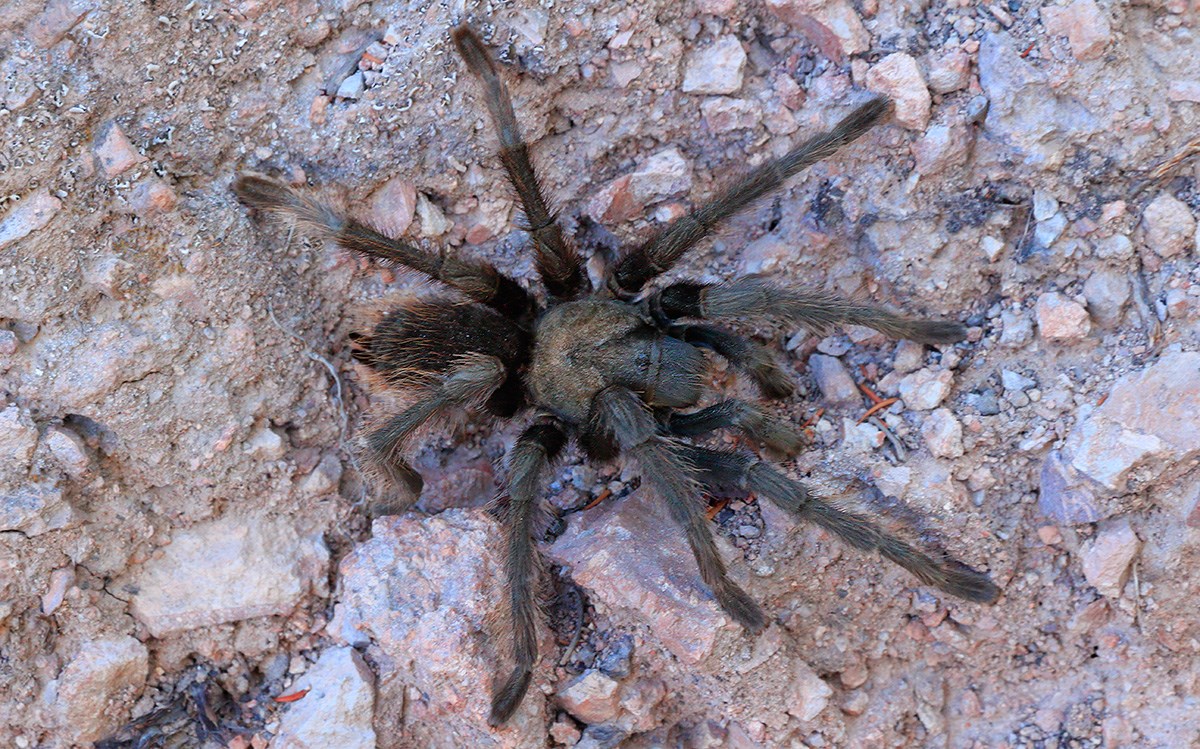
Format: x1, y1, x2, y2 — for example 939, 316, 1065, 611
679, 445, 1001, 604
590, 386, 767, 633
608, 97, 891, 296
662, 400, 806, 456
667, 324, 795, 400
489, 417, 567, 727
452, 25, 586, 299
652, 275, 967, 345
233, 175, 534, 320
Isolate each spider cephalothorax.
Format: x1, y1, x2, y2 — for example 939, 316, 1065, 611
234, 25, 1000, 727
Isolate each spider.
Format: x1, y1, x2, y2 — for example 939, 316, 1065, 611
234, 24, 1001, 727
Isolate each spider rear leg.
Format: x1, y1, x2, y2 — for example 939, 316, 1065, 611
233, 175, 534, 320
488, 417, 567, 727
591, 386, 767, 633
663, 400, 806, 457
653, 276, 967, 345
681, 445, 1001, 604
360, 354, 508, 511
452, 25, 586, 299
608, 97, 891, 296
667, 324, 794, 400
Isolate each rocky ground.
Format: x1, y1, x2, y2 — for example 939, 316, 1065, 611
2, 0, 1199, 747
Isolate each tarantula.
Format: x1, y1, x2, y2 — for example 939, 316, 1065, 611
234, 25, 1000, 726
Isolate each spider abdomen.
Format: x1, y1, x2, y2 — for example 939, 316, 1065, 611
352, 297, 528, 392
528, 299, 708, 423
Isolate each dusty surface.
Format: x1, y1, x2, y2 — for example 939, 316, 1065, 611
2, 0, 1200, 747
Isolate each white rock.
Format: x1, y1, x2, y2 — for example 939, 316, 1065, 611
0, 405, 38, 471
336, 71, 365, 100
54, 636, 149, 745
416, 193, 453, 237
809, 354, 860, 406
1062, 351, 1200, 494
245, 425, 286, 460
128, 514, 329, 636
921, 408, 964, 458
43, 425, 91, 478
1, 479, 79, 536
866, 53, 931, 130
368, 175, 417, 235
628, 147, 693, 204
1080, 518, 1140, 598
998, 309, 1033, 347
898, 368, 953, 411
1035, 292, 1091, 341
274, 647, 377, 749
893, 340, 926, 374
0, 189, 62, 251
1084, 270, 1128, 326
841, 418, 884, 453
912, 123, 970, 175
980, 235, 1004, 262
682, 36, 747, 95
1141, 193, 1196, 258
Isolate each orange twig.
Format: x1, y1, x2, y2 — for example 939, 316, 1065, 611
705, 497, 729, 521
581, 487, 612, 512
858, 382, 885, 405
274, 688, 310, 703
857, 397, 899, 424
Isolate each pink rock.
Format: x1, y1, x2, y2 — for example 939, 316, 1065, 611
368, 176, 417, 235
697, 0, 736, 12
1080, 518, 1140, 597
1041, 0, 1112, 61
54, 636, 148, 745
786, 660, 832, 721
94, 122, 146, 179
1141, 193, 1196, 258
124, 178, 178, 215
588, 149, 692, 225
557, 669, 622, 724
0, 188, 62, 250
765, 0, 869, 60
28, 0, 96, 48
1035, 292, 1091, 341
926, 49, 972, 94
548, 488, 729, 665
912, 123, 970, 175
587, 174, 638, 224
682, 36, 747, 95
897, 368, 953, 411
43, 425, 91, 478
701, 97, 763, 133
866, 53, 931, 130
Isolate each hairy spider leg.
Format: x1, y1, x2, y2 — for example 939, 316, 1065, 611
662, 400, 805, 456
608, 97, 892, 297
453, 25, 587, 300
233, 175, 534, 320
489, 417, 567, 726
653, 275, 968, 344
666, 324, 795, 399
679, 444, 1001, 604
590, 386, 767, 633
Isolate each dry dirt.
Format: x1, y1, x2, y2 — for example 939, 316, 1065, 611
2, 0, 1200, 748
